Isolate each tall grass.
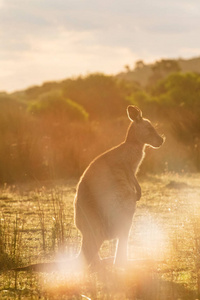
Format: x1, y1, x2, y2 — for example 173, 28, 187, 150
0, 174, 200, 299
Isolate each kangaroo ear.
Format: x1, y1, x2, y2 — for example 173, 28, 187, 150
127, 105, 142, 122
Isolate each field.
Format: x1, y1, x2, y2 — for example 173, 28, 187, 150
0, 173, 200, 299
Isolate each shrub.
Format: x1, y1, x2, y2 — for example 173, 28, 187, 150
29, 90, 88, 122
62, 74, 128, 119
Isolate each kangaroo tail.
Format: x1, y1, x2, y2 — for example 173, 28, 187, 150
12, 262, 60, 272
12, 255, 86, 272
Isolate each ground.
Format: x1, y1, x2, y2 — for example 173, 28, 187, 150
0, 173, 200, 299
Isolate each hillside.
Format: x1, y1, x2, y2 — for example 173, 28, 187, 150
9, 56, 200, 97
1, 56, 200, 183
116, 56, 200, 86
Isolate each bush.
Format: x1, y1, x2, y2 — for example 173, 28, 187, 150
152, 72, 200, 108
62, 74, 128, 119
0, 94, 44, 183
29, 90, 89, 122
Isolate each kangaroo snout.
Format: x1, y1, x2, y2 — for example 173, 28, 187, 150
152, 134, 165, 148
159, 134, 166, 146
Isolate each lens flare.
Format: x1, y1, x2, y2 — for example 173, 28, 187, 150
41, 270, 84, 297
130, 216, 167, 260
39, 252, 86, 296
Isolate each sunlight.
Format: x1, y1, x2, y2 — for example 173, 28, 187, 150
40, 252, 86, 294
41, 271, 84, 297
55, 252, 86, 273
132, 217, 167, 260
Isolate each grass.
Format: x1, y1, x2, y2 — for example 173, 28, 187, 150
0, 173, 200, 299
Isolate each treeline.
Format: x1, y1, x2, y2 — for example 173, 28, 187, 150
0, 60, 200, 183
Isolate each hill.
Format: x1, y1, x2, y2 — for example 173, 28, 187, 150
0, 56, 200, 183
116, 56, 200, 86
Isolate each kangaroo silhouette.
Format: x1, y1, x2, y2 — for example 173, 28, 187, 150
13, 105, 164, 272
74, 105, 164, 267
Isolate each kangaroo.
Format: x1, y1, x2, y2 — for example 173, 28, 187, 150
13, 106, 164, 273
74, 105, 164, 267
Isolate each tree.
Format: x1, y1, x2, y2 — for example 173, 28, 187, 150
148, 59, 181, 86
134, 60, 145, 70
62, 74, 127, 119
124, 64, 131, 72
152, 72, 200, 108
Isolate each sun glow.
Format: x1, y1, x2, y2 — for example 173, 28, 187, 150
131, 217, 167, 260
41, 271, 85, 297
40, 252, 86, 295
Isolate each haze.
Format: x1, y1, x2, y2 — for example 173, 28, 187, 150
0, 0, 200, 92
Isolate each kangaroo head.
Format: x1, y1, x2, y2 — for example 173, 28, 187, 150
127, 105, 164, 148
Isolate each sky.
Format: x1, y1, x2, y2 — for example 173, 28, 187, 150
1, 0, 200, 92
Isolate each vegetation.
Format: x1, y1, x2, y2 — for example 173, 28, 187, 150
0, 58, 200, 183
0, 174, 200, 299
0, 57, 200, 298
29, 90, 88, 122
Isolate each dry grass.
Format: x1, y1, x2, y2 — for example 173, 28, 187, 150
0, 173, 200, 299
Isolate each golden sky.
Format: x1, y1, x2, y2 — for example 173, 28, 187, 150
1, 0, 200, 92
